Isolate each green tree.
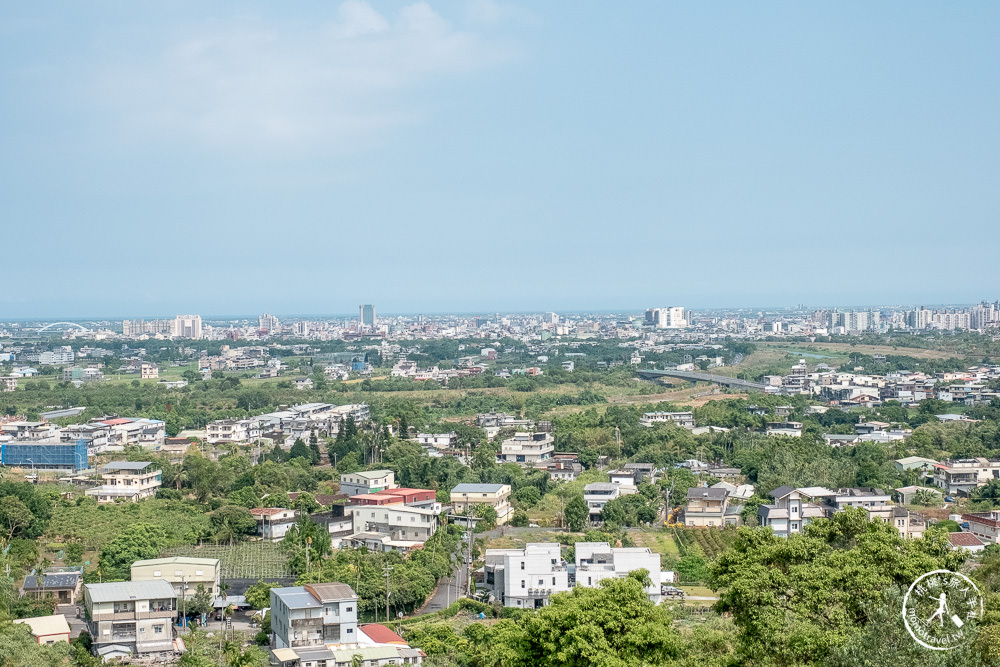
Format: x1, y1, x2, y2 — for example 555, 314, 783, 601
739, 495, 768, 527
711, 508, 960, 665
473, 503, 498, 531
187, 584, 214, 618
98, 523, 168, 581
292, 492, 321, 514
509, 510, 530, 527
289, 439, 312, 462
210, 505, 257, 543
0, 497, 34, 546
479, 572, 681, 667
244, 581, 281, 610
563, 494, 588, 532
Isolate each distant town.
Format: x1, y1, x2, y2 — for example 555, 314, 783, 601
2, 298, 1000, 663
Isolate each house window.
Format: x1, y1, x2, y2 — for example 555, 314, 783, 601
520, 562, 525, 570
521, 580, 525, 589
154, 625, 163, 634
552, 577, 556, 585
346, 607, 353, 612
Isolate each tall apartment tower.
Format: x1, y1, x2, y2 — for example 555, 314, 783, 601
172, 315, 202, 339
359, 304, 376, 326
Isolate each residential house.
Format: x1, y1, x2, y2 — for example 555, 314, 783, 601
340, 470, 396, 497
346, 504, 438, 552
206, 418, 262, 444
251, 508, 299, 541
622, 462, 658, 483
583, 483, 620, 522
575, 542, 662, 604
894, 485, 942, 505
758, 486, 827, 537
894, 456, 939, 473
765, 421, 804, 437
496, 543, 571, 609
544, 460, 583, 482
14, 615, 71, 645
639, 412, 695, 429
962, 511, 1000, 545
84, 580, 177, 660
485, 541, 663, 608
270, 583, 358, 649
414, 433, 458, 449
131, 557, 221, 599
933, 458, 1000, 495
683, 487, 737, 527
948, 532, 987, 553
20, 566, 83, 605
499, 432, 555, 466
85, 461, 161, 503
450, 483, 513, 524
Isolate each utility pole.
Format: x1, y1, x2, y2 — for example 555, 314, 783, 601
383, 564, 393, 623
305, 536, 312, 578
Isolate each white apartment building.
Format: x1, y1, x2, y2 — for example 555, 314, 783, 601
172, 315, 203, 339
575, 542, 663, 604
498, 543, 571, 609
348, 504, 438, 552
933, 458, 1000, 495
414, 432, 457, 449
340, 470, 396, 497
499, 432, 555, 465
0, 376, 16, 392
84, 580, 177, 660
270, 583, 359, 649
485, 542, 663, 608
250, 508, 299, 541
639, 412, 695, 429
86, 461, 162, 503
39, 347, 75, 365
206, 418, 262, 444
584, 483, 621, 522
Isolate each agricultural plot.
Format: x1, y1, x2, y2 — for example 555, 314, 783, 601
161, 542, 293, 579
673, 526, 738, 560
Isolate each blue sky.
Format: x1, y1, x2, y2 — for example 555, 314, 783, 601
2, 1, 998, 318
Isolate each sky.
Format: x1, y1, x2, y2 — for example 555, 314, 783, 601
2, 1, 999, 318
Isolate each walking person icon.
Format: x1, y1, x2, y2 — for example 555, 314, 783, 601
927, 593, 949, 627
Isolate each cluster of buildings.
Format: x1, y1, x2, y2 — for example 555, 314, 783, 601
0, 416, 167, 471
205, 402, 370, 448
762, 360, 1000, 406
482, 541, 668, 608
16, 555, 425, 666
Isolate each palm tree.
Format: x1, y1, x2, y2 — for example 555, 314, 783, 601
351, 655, 364, 667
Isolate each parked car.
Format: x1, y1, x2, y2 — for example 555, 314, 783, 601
661, 585, 685, 600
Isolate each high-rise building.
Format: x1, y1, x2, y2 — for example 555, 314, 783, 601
644, 307, 687, 329
258, 313, 280, 333
359, 304, 376, 326
172, 315, 202, 339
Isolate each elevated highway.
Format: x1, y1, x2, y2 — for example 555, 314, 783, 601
636, 368, 767, 392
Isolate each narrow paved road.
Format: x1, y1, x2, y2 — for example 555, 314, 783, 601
418, 563, 466, 614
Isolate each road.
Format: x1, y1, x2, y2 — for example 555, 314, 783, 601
418, 562, 466, 614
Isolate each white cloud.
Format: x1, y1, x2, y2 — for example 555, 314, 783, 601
92, 1, 517, 151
